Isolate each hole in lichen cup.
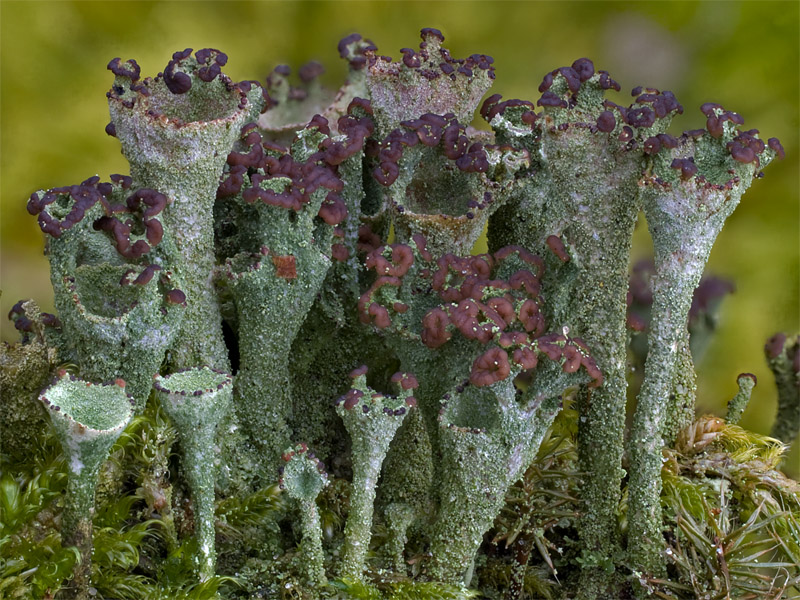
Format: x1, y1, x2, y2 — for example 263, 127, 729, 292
70, 264, 144, 318
440, 383, 502, 432
153, 366, 233, 581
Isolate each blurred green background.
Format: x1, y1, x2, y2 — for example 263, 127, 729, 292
1, 1, 797, 474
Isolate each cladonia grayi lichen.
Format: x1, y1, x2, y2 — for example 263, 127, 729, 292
4, 28, 796, 600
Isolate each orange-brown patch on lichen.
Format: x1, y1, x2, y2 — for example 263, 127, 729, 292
272, 255, 297, 279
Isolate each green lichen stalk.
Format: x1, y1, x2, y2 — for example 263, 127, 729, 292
663, 331, 697, 445
725, 372, 757, 425
107, 51, 264, 370
219, 124, 349, 468
226, 251, 324, 467
427, 359, 591, 586
279, 443, 329, 591
365, 29, 523, 258
485, 68, 681, 596
153, 367, 233, 580
628, 107, 778, 578
765, 333, 800, 446
335, 368, 416, 579
39, 373, 134, 599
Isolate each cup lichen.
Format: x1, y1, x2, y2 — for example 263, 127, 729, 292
3, 27, 796, 600
153, 366, 233, 581
39, 372, 134, 599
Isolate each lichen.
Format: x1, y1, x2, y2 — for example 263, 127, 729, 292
2, 27, 796, 600
335, 368, 415, 580
38, 372, 134, 599
154, 366, 233, 581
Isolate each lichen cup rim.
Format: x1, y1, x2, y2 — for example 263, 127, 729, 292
152, 366, 233, 396
108, 65, 252, 130
39, 373, 135, 435
110, 89, 247, 130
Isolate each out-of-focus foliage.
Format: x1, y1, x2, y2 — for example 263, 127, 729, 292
1, 1, 797, 477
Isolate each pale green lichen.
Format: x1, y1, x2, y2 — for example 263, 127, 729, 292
765, 333, 800, 447
108, 51, 264, 371
221, 127, 338, 471
6, 29, 792, 600
486, 70, 674, 598
627, 115, 778, 578
336, 370, 414, 579
280, 443, 329, 592
39, 373, 133, 599
725, 372, 757, 425
154, 366, 233, 581
29, 178, 186, 412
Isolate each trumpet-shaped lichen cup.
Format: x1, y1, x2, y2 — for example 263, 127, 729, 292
39, 372, 134, 599
153, 366, 233, 581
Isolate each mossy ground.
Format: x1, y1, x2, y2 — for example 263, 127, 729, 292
2, 385, 797, 599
